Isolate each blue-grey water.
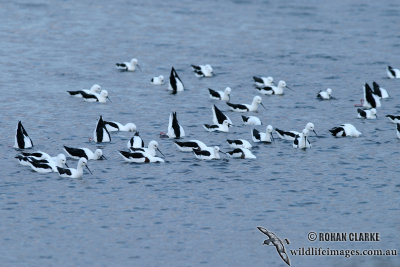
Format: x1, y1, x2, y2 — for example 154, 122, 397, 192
1, 1, 399, 266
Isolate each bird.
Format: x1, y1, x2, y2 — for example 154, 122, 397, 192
208, 87, 231, 101
104, 121, 136, 132
57, 157, 92, 178
387, 66, 400, 79
241, 115, 262, 126
129, 140, 165, 157
329, 124, 362, 137
293, 129, 311, 149
357, 108, 377, 119
174, 140, 208, 152
119, 151, 164, 163
82, 90, 111, 103
151, 75, 164, 85
17, 154, 68, 173
93, 116, 111, 143
397, 124, 400, 139
386, 115, 400, 124
275, 122, 317, 141
257, 80, 288, 95
63, 146, 106, 160
127, 132, 144, 148
167, 112, 185, 138
14, 121, 33, 149
203, 120, 231, 132
253, 76, 274, 88
168, 67, 184, 92
257, 226, 291, 266
224, 148, 256, 159
226, 139, 252, 149
116, 58, 141, 72
193, 146, 221, 160
226, 96, 266, 112
20, 151, 69, 166
191, 64, 213, 77
372, 81, 389, 99
67, 84, 102, 98
212, 105, 232, 125
317, 88, 332, 100
252, 125, 274, 143
363, 83, 381, 109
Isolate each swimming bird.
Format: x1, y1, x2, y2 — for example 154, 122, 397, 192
208, 87, 231, 101
372, 81, 389, 99
168, 67, 184, 92
193, 146, 221, 160
241, 115, 262, 126
397, 124, 400, 139
20, 152, 69, 167
329, 124, 362, 137
252, 125, 274, 143
317, 88, 332, 100
116, 58, 141, 72
57, 158, 92, 178
387, 66, 400, 79
17, 154, 68, 173
67, 84, 102, 98
212, 105, 232, 125
293, 129, 311, 149
174, 140, 208, 152
82, 90, 111, 103
386, 115, 400, 124
64, 146, 105, 160
357, 108, 377, 119
119, 151, 164, 163
226, 139, 252, 149
253, 76, 274, 88
257, 226, 291, 266
104, 121, 136, 132
203, 120, 231, 132
20, 151, 50, 160
14, 121, 33, 149
129, 140, 165, 157
151, 75, 164, 85
257, 80, 288, 95
275, 122, 317, 141
93, 116, 111, 143
363, 83, 381, 109
167, 112, 185, 138
191, 64, 213, 77
226, 96, 266, 112
224, 148, 256, 159
127, 132, 144, 148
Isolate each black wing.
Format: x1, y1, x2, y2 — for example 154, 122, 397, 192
226, 102, 248, 111
204, 124, 219, 129
104, 121, 120, 130
227, 139, 242, 145
372, 82, 382, 97
329, 127, 345, 136
388, 66, 396, 77
275, 128, 297, 138
193, 149, 211, 156
241, 115, 249, 122
357, 108, 366, 118
214, 105, 228, 124
397, 124, 400, 132
170, 67, 177, 93
21, 152, 43, 158
64, 146, 88, 159
67, 90, 84, 96
191, 64, 201, 70
175, 141, 200, 149
172, 112, 181, 138
80, 91, 99, 101
57, 166, 72, 176
253, 76, 264, 83
252, 129, 261, 140
364, 83, 376, 108
208, 88, 220, 99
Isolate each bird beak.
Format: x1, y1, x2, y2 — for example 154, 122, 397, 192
107, 96, 112, 102
228, 123, 233, 127
137, 64, 142, 71
313, 130, 318, 136
65, 163, 69, 168
157, 148, 166, 157
260, 103, 267, 110
86, 165, 93, 175
101, 155, 107, 160
271, 133, 275, 142
286, 85, 294, 91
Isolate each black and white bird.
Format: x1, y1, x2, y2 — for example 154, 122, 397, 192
16, 154, 68, 173
241, 115, 262, 126
208, 87, 231, 101
127, 132, 144, 148
93, 116, 111, 143
67, 84, 102, 98
227, 96, 266, 112
193, 146, 221, 160
57, 157, 92, 178
129, 140, 165, 157
275, 122, 316, 141
397, 124, 400, 139
20, 151, 51, 160
357, 108, 377, 119
386, 115, 400, 124
116, 58, 140, 72
167, 112, 185, 138
81, 90, 111, 103
257, 80, 288, 95
19, 152, 68, 167
257, 226, 291, 266
151, 75, 164, 85
225, 148, 256, 159
253, 76, 274, 88
329, 123, 362, 137
293, 129, 311, 149
119, 151, 164, 163
363, 83, 381, 109
372, 81, 389, 99
174, 140, 208, 152
64, 146, 106, 160
14, 121, 33, 149
104, 121, 136, 132
317, 88, 332, 100
227, 139, 252, 149
168, 67, 184, 92
212, 105, 232, 125
387, 66, 400, 79
191, 64, 213, 77
252, 125, 274, 143
203, 120, 231, 132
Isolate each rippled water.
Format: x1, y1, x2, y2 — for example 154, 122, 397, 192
1, 0, 399, 266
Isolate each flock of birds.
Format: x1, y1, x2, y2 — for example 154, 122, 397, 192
13, 60, 400, 178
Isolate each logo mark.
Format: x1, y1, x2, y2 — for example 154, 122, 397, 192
257, 226, 291, 266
